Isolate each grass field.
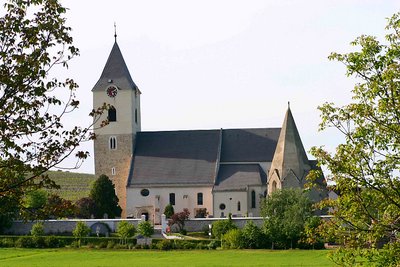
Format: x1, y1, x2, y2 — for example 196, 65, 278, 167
46, 171, 96, 201
0, 248, 334, 267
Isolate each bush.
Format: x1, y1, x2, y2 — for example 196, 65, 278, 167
164, 204, 174, 219
70, 240, 79, 248
222, 229, 243, 249
106, 241, 115, 249
175, 240, 196, 249
15, 236, 34, 248
207, 240, 220, 250
30, 222, 45, 237
241, 220, 264, 249
137, 221, 154, 238
45, 236, 63, 248
179, 229, 187, 235
157, 239, 174, 250
212, 218, 237, 239
33, 236, 46, 248
0, 237, 15, 247
98, 241, 108, 249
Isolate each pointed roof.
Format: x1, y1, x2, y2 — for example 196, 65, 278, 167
92, 41, 137, 91
269, 106, 309, 181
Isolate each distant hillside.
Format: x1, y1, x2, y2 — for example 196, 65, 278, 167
46, 171, 97, 202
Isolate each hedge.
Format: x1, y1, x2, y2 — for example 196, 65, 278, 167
0, 236, 219, 250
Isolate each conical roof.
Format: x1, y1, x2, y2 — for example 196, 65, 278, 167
92, 41, 137, 91
269, 106, 309, 181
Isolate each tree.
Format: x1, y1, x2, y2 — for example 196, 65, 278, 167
261, 188, 312, 249
300, 216, 324, 249
72, 221, 90, 247
310, 12, 400, 266
0, 0, 104, 223
42, 194, 74, 219
74, 197, 97, 219
89, 175, 121, 219
168, 208, 190, 233
137, 221, 154, 244
21, 189, 48, 219
116, 221, 136, 245
163, 204, 174, 219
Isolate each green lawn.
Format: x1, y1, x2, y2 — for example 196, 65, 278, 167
0, 248, 335, 267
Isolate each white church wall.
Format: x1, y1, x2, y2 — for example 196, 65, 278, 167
213, 191, 248, 218
126, 186, 213, 223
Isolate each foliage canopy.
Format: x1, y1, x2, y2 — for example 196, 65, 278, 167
261, 188, 312, 249
310, 12, 400, 266
89, 174, 121, 219
0, 0, 104, 225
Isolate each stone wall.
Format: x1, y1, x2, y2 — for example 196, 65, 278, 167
5, 218, 141, 235
6, 217, 265, 235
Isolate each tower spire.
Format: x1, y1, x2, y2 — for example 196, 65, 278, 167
114, 22, 117, 42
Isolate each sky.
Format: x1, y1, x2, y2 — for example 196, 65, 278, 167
53, 0, 399, 174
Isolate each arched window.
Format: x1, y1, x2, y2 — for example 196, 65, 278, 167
111, 167, 116, 176
251, 190, 256, 209
108, 107, 116, 122
169, 193, 175, 205
237, 201, 241, 211
272, 181, 277, 193
197, 192, 203, 205
109, 136, 117, 150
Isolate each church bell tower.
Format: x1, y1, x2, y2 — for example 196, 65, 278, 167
92, 37, 141, 217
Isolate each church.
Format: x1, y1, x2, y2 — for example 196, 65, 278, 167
92, 40, 327, 223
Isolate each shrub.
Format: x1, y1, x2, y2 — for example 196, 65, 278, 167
106, 241, 115, 249
15, 236, 34, 248
164, 204, 174, 219
241, 220, 264, 249
157, 239, 174, 250
207, 240, 220, 250
45, 236, 62, 248
98, 241, 108, 249
179, 229, 187, 235
0, 237, 15, 247
30, 222, 45, 237
33, 236, 46, 248
212, 218, 237, 239
222, 229, 243, 249
175, 240, 196, 249
137, 221, 154, 238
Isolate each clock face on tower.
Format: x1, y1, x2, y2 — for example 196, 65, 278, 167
106, 85, 118, 98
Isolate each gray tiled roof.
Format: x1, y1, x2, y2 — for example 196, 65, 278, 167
214, 164, 267, 191
92, 42, 137, 91
220, 128, 281, 162
128, 130, 221, 186
128, 127, 282, 187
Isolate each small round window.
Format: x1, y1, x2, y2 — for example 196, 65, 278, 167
219, 203, 226, 210
140, 189, 149, 197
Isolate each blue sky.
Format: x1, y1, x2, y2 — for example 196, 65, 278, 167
56, 0, 399, 174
